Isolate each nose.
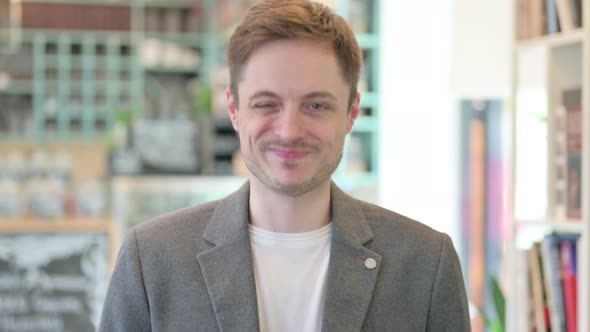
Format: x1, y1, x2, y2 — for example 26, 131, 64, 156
275, 105, 305, 141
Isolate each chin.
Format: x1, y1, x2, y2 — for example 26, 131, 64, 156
269, 173, 333, 197
269, 181, 318, 197
245, 157, 332, 196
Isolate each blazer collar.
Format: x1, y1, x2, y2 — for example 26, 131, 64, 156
197, 181, 260, 331
198, 180, 381, 332
322, 183, 382, 331
202, 181, 374, 244
329, 182, 374, 245
202, 180, 251, 246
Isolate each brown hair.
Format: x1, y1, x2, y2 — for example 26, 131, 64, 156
227, 0, 362, 107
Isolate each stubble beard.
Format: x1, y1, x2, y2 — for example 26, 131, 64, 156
242, 143, 343, 197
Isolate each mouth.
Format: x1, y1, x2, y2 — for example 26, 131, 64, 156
267, 147, 311, 161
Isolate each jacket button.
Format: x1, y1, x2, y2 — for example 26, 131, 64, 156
364, 258, 377, 270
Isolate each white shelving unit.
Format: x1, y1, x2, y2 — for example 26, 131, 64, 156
508, 1, 590, 331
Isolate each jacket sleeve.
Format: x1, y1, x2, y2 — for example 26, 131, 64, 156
99, 228, 151, 331
426, 233, 471, 331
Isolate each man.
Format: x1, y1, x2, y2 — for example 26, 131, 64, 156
99, 0, 471, 331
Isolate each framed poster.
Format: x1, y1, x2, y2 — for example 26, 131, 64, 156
0, 219, 118, 332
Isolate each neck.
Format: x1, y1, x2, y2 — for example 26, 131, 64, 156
248, 178, 332, 233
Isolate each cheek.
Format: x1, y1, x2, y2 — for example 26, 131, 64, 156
333, 125, 352, 151
334, 134, 347, 151
238, 115, 274, 145
326, 119, 350, 139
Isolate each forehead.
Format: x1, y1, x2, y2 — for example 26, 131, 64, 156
239, 39, 348, 96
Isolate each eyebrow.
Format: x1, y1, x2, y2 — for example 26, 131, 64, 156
247, 90, 338, 104
248, 91, 280, 105
302, 91, 338, 101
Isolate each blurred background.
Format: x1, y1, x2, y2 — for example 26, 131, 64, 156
0, 0, 588, 331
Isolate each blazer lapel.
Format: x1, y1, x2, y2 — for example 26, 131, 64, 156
196, 182, 260, 332
321, 183, 382, 331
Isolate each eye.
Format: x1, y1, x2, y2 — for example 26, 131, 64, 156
307, 103, 328, 111
252, 103, 276, 109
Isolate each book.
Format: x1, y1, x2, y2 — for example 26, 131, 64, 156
163, 8, 182, 34
0, 0, 8, 46
516, 250, 532, 331
144, 7, 160, 32
555, 0, 575, 31
0, 0, 8, 29
553, 102, 567, 220
564, 88, 582, 219
569, 0, 582, 28
517, 0, 531, 39
545, 0, 561, 34
529, 244, 548, 331
560, 238, 578, 332
529, 0, 547, 37
541, 234, 578, 332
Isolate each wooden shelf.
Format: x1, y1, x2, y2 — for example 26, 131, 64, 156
0, 217, 115, 233
550, 221, 585, 234
515, 218, 585, 234
516, 29, 585, 50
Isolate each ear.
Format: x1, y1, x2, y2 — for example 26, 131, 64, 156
226, 87, 239, 132
346, 92, 361, 134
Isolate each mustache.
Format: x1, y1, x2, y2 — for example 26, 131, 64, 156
261, 139, 318, 151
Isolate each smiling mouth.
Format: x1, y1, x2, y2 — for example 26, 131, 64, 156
268, 148, 311, 160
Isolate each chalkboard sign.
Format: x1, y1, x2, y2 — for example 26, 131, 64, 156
0, 233, 109, 332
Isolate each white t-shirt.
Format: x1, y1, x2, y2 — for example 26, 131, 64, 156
248, 223, 332, 332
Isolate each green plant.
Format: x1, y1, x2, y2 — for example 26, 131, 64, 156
190, 79, 212, 121
105, 102, 143, 149
479, 276, 506, 332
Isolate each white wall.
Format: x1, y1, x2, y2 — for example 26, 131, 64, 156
378, 0, 513, 253
451, 0, 513, 98
378, 0, 459, 244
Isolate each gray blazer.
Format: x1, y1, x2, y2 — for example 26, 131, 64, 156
99, 182, 471, 331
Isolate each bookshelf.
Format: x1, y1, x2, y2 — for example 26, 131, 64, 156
509, 0, 589, 331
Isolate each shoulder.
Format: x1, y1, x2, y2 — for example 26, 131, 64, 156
355, 199, 451, 253
357, 199, 442, 238
129, 199, 220, 251
136, 200, 218, 233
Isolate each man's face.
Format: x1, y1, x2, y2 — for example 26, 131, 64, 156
227, 39, 359, 197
